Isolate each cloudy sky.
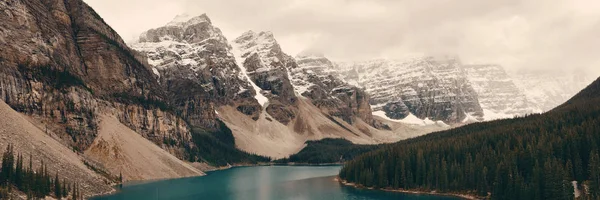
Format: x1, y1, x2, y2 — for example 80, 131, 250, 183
84, 0, 600, 74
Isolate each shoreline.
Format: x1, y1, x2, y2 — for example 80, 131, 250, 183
204, 162, 343, 172
335, 177, 481, 200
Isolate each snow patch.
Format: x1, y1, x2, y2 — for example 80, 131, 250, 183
482, 109, 513, 121
373, 111, 444, 126
462, 112, 481, 123
152, 67, 160, 77
423, 118, 436, 125
231, 42, 269, 107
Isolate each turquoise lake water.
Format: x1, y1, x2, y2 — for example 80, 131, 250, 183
92, 165, 459, 200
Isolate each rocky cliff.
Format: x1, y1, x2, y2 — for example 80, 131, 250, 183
463, 64, 533, 119
293, 52, 381, 128
231, 31, 298, 124
0, 0, 204, 195
335, 57, 484, 124
132, 14, 261, 129
131, 16, 418, 158
0, 0, 196, 154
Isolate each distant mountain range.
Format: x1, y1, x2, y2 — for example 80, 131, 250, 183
333, 57, 595, 122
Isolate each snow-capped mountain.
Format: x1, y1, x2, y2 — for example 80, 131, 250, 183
292, 52, 381, 127
130, 14, 443, 159
333, 55, 596, 123
510, 70, 596, 113
335, 56, 484, 124
231, 31, 298, 124
132, 13, 262, 128
463, 64, 533, 120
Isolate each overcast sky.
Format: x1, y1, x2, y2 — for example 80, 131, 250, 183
84, 0, 600, 74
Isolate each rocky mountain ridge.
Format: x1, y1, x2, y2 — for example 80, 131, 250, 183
335, 57, 484, 124
462, 64, 534, 120
131, 15, 429, 159
332, 56, 595, 122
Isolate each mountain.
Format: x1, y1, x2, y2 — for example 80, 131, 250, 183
510, 70, 596, 113
293, 52, 383, 128
462, 64, 533, 119
0, 0, 211, 193
133, 13, 261, 128
558, 76, 600, 107
333, 55, 595, 123
231, 31, 298, 124
335, 57, 484, 124
131, 16, 443, 159
340, 75, 600, 199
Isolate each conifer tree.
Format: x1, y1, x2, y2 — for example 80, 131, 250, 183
54, 172, 61, 199
588, 151, 600, 198
62, 179, 68, 198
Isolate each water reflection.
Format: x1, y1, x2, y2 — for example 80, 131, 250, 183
93, 166, 458, 200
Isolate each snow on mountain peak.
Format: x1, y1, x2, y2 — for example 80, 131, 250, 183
233, 30, 282, 70
166, 13, 212, 27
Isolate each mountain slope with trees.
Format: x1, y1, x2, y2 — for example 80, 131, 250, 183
340, 77, 600, 199
275, 139, 379, 164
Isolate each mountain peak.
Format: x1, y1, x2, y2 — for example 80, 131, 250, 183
166, 13, 212, 27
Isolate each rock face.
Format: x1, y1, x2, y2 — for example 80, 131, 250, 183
231, 31, 298, 124
292, 52, 379, 127
132, 14, 261, 129
463, 65, 533, 119
335, 57, 484, 124
0, 0, 194, 154
0, 0, 201, 194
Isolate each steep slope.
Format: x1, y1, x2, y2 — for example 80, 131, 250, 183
558, 76, 600, 107
335, 57, 484, 124
463, 64, 532, 119
0, 0, 176, 152
231, 31, 298, 124
0, 100, 113, 197
340, 76, 600, 199
132, 14, 261, 128
293, 52, 382, 128
85, 115, 204, 181
0, 0, 205, 183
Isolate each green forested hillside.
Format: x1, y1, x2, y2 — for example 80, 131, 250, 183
340, 77, 600, 199
275, 139, 379, 164
185, 120, 270, 166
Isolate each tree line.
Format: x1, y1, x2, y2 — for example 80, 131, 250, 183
340, 78, 600, 199
275, 138, 379, 164
0, 144, 83, 199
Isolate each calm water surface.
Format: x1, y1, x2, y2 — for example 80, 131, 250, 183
93, 166, 459, 200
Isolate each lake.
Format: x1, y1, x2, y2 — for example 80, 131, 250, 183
92, 165, 459, 200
